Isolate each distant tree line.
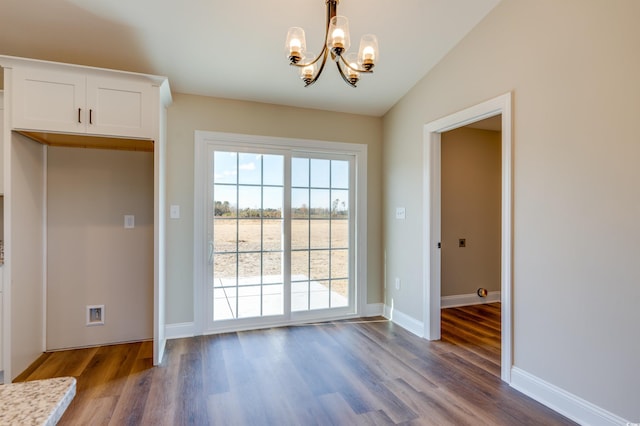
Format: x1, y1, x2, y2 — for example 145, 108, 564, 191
214, 201, 281, 218
215, 199, 348, 219
292, 201, 348, 219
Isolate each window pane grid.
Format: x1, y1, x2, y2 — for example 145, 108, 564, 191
213, 151, 284, 320
212, 152, 352, 320
290, 158, 350, 312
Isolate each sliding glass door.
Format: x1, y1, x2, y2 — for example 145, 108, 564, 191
203, 143, 356, 331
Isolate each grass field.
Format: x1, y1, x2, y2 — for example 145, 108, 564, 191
213, 218, 349, 296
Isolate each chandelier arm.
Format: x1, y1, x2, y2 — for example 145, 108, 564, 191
304, 48, 330, 87
338, 55, 373, 74
336, 61, 357, 88
289, 44, 327, 68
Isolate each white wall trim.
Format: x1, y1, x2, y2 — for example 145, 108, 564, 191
41, 145, 48, 353
423, 92, 513, 383
383, 304, 424, 337
165, 304, 382, 339
441, 291, 501, 308
2, 83, 13, 381
511, 367, 632, 426
364, 303, 384, 317
165, 322, 196, 340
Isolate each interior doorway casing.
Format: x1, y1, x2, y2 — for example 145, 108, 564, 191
422, 93, 512, 383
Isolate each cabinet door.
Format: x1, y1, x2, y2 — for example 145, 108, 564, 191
86, 77, 154, 139
12, 68, 85, 134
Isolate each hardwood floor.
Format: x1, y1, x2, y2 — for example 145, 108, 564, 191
17, 304, 575, 425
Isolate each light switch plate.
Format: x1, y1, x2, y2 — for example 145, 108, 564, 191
395, 207, 406, 220
170, 204, 180, 219
124, 215, 135, 229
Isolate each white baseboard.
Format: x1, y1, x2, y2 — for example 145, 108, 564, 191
364, 303, 384, 317
383, 304, 424, 337
165, 322, 195, 339
441, 291, 501, 308
510, 367, 632, 426
165, 306, 385, 339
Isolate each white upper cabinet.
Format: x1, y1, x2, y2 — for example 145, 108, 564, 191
12, 68, 85, 134
86, 76, 153, 139
9, 60, 157, 140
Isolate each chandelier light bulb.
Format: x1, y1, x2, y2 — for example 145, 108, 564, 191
362, 46, 375, 60
332, 29, 345, 47
302, 64, 314, 78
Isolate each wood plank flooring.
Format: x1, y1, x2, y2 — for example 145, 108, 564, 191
16, 303, 575, 425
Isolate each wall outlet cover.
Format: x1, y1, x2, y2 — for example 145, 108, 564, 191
86, 305, 105, 326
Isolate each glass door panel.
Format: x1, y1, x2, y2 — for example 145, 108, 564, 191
211, 151, 284, 322
291, 157, 352, 313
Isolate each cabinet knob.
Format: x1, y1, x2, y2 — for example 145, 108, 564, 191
78, 108, 82, 123
89, 109, 93, 125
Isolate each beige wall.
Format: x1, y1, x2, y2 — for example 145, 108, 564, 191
383, 0, 640, 420
46, 147, 154, 350
166, 94, 383, 324
441, 127, 500, 297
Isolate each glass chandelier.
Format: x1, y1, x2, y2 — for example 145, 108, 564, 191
285, 0, 379, 88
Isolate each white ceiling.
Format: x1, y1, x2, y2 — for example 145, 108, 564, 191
0, 0, 501, 116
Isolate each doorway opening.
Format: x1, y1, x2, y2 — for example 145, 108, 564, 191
422, 93, 512, 383
440, 116, 502, 377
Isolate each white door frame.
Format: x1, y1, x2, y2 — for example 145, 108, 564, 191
193, 131, 368, 335
422, 93, 512, 382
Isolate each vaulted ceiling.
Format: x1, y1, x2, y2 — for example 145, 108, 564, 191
0, 0, 501, 116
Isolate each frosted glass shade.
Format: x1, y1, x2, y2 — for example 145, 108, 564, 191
358, 34, 378, 70
286, 27, 306, 63
345, 53, 360, 80
299, 53, 316, 82
327, 16, 350, 55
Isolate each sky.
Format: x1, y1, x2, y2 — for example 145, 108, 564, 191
213, 152, 349, 212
